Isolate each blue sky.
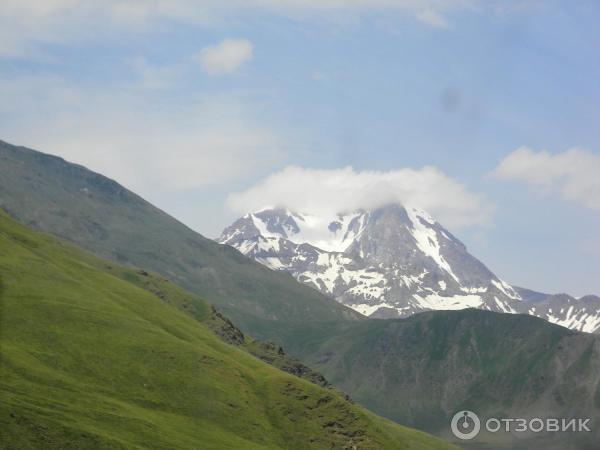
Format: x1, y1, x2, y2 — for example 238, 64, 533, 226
1, 1, 599, 295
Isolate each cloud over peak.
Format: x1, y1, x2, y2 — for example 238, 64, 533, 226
227, 165, 492, 229
492, 146, 600, 209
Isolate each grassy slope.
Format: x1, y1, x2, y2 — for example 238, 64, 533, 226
278, 310, 600, 449
0, 212, 456, 450
0, 140, 360, 344
4, 140, 599, 449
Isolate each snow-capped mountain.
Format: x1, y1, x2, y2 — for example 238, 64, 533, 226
514, 287, 600, 334
218, 205, 600, 333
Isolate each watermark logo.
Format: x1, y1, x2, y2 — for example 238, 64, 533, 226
451, 411, 481, 440
450, 411, 592, 440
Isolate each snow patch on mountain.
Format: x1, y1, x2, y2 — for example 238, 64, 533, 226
405, 207, 459, 283
218, 205, 600, 334
415, 293, 484, 310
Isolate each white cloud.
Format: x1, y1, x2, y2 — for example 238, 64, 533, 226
492, 146, 600, 209
0, 74, 283, 193
416, 8, 450, 28
227, 166, 492, 228
0, 0, 507, 58
46, 123, 281, 192
130, 56, 181, 89
198, 39, 253, 75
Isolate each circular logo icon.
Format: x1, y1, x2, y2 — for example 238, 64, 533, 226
451, 410, 481, 440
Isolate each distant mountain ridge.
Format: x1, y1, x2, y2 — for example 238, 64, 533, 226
281, 308, 600, 450
219, 206, 600, 333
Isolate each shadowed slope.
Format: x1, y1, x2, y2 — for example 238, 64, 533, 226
0, 140, 361, 344
278, 310, 600, 449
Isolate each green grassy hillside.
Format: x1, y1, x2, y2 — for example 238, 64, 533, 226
0, 140, 360, 344
0, 211, 456, 449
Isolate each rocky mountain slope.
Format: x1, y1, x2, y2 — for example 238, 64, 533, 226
219, 206, 600, 333
516, 287, 600, 334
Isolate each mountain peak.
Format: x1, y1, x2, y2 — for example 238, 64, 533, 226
219, 204, 600, 334
219, 204, 519, 315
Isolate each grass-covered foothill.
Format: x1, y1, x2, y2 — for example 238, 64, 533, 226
0, 211, 456, 449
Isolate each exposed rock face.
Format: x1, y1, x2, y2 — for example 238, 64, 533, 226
219, 205, 600, 333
